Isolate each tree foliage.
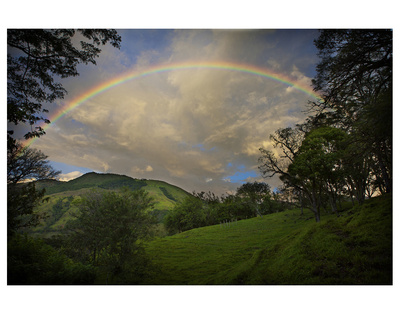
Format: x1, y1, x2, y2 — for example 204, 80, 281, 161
287, 127, 348, 221
164, 196, 206, 234
236, 182, 273, 216
312, 29, 392, 106
67, 188, 155, 282
165, 182, 281, 234
310, 29, 392, 193
7, 29, 121, 141
8, 234, 95, 284
7, 142, 60, 236
7, 141, 60, 185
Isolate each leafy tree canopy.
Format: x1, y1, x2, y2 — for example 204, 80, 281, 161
313, 29, 392, 105
7, 29, 121, 141
67, 188, 155, 281
311, 29, 392, 194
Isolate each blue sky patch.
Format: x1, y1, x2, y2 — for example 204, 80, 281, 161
224, 170, 258, 183
49, 161, 93, 175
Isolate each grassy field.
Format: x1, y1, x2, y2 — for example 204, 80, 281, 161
142, 194, 392, 285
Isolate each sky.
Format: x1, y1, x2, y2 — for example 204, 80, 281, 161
12, 29, 322, 195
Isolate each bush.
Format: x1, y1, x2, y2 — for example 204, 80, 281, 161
164, 197, 206, 234
66, 188, 155, 282
8, 234, 95, 284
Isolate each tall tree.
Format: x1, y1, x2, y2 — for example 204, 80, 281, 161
310, 29, 392, 194
258, 126, 305, 192
287, 127, 348, 221
7, 29, 121, 236
7, 29, 121, 142
7, 142, 61, 236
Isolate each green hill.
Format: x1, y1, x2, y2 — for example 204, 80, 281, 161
141, 194, 392, 285
31, 172, 192, 236
37, 172, 147, 194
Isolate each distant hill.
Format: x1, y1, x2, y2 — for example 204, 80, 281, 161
31, 172, 192, 236
36, 172, 147, 194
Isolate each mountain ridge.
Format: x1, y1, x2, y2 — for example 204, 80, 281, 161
31, 172, 193, 236
35, 172, 191, 196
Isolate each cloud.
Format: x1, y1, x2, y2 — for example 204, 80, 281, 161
28, 30, 319, 195
131, 165, 154, 175
59, 171, 84, 182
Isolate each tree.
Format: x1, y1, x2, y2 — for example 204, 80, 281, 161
7, 29, 121, 142
164, 196, 206, 234
258, 126, 304, 179
258, 126, 306, 209
192, 191, 221, 226
287, 127, 348, 221
8, 234, 95, 284
312, 29, 392, 107
7, 142, 60, 236
67, 188, 155, 282
259, 125, 350, 222
236, 182, 273, 216
7, 141, 60, 185
236, 182, 271, 200
310, 29, 392, 194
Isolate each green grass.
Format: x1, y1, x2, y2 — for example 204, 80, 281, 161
142, 180, 192, 211
142, 194, 392, 285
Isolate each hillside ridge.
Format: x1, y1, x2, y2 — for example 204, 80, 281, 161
35, 172, 190, 196
31, 172, 193, 236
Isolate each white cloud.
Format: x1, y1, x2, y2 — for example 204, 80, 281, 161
59, 171, 83, 182
131, 165, 154, 175
145, 165, 153, 172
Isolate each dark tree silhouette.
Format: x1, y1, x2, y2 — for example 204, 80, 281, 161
7, 29, 121, 142
310, 29, 392, 194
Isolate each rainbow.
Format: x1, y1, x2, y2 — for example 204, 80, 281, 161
23, 61, 322, 147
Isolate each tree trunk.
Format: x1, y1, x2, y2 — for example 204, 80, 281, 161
310, 191, 321, 222
355, 181, 366, 204
378, 157, 391, 193
299, 193, 304, 215
330, 199, 338, 216
315, 212, 321, 223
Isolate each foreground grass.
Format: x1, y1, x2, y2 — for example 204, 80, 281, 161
142, 194, 392, 284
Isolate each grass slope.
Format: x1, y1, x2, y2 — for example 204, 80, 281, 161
142, 179, 191, 210
143, 194, 392, 285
